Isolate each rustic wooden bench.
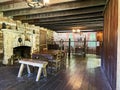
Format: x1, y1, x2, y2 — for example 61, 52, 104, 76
17, 59, 48, 81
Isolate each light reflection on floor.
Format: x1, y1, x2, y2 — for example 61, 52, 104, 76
86, 54, 101, 69
65, 54, 102, 90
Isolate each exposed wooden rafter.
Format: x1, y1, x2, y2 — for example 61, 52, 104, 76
2, 0, 105, 15
35, 21, 103, 28
22, 12, 103, 23
25, 17, 103, 24
0, 0, 106, 32
13, 6, 104, 20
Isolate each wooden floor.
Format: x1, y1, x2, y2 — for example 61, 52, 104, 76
0, 54, 111, 90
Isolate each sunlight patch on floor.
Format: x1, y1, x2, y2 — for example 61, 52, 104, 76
86, 54, 101, 69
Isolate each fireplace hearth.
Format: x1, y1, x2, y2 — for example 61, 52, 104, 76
13, 46, 31, 58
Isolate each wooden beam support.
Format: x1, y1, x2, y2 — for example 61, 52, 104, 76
13, 6, 104, 20
1, 0, 106, 16
26, 17, 103, 24
34, 19, 103, 24
0, 0, 106, 33
22, 12, 103, 23
56, 29, 103, 33
5, 5, 104, 17
34, 20, 103, 31
42, 26, 103, 31
35, 21, 103, 28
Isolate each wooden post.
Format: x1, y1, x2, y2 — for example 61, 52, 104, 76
68, 38, 71, 57
83, 37, 86, 57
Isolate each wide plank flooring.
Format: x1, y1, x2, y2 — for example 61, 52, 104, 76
0, 54, 111, 90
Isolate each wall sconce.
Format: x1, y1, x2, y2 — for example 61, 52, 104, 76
72, 29, 80, 33
26, 0, 49, 8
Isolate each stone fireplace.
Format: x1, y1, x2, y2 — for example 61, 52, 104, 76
2, 29, 40, 65
13, 46, 31, 58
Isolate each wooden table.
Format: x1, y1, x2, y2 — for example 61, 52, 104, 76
17, 59, 48, 82
40, 50, 66, 73
40, 50, 61, 55
32, 50, 67, 74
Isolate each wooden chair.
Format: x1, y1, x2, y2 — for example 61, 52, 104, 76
60, 51, 67, 69
43, 48, 48, 51
48, 51, 62, 74
31, 54, 49, 74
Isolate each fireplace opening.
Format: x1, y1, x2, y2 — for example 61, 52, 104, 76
13, 46, 31, 58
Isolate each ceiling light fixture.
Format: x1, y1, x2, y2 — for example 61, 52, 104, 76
77, 29, 80, 33
72, 29, 80, 33
72, 29, 76, 33
26, 0, 49, 8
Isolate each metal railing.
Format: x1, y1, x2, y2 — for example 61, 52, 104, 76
54, 40, 100, 54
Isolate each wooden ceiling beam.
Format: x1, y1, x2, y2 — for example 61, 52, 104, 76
4, 5, 104, 17
0, 0, 105, 32
34, 21, 103, 31
43, 26, 103, 31
56, 28, 103, 33
1, 0, 106, 14
22, 12, 103, 23
26, 17, 103, 24
35, 21, 103, 28
38, 27, 103, 31
13, 6, 104, 20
